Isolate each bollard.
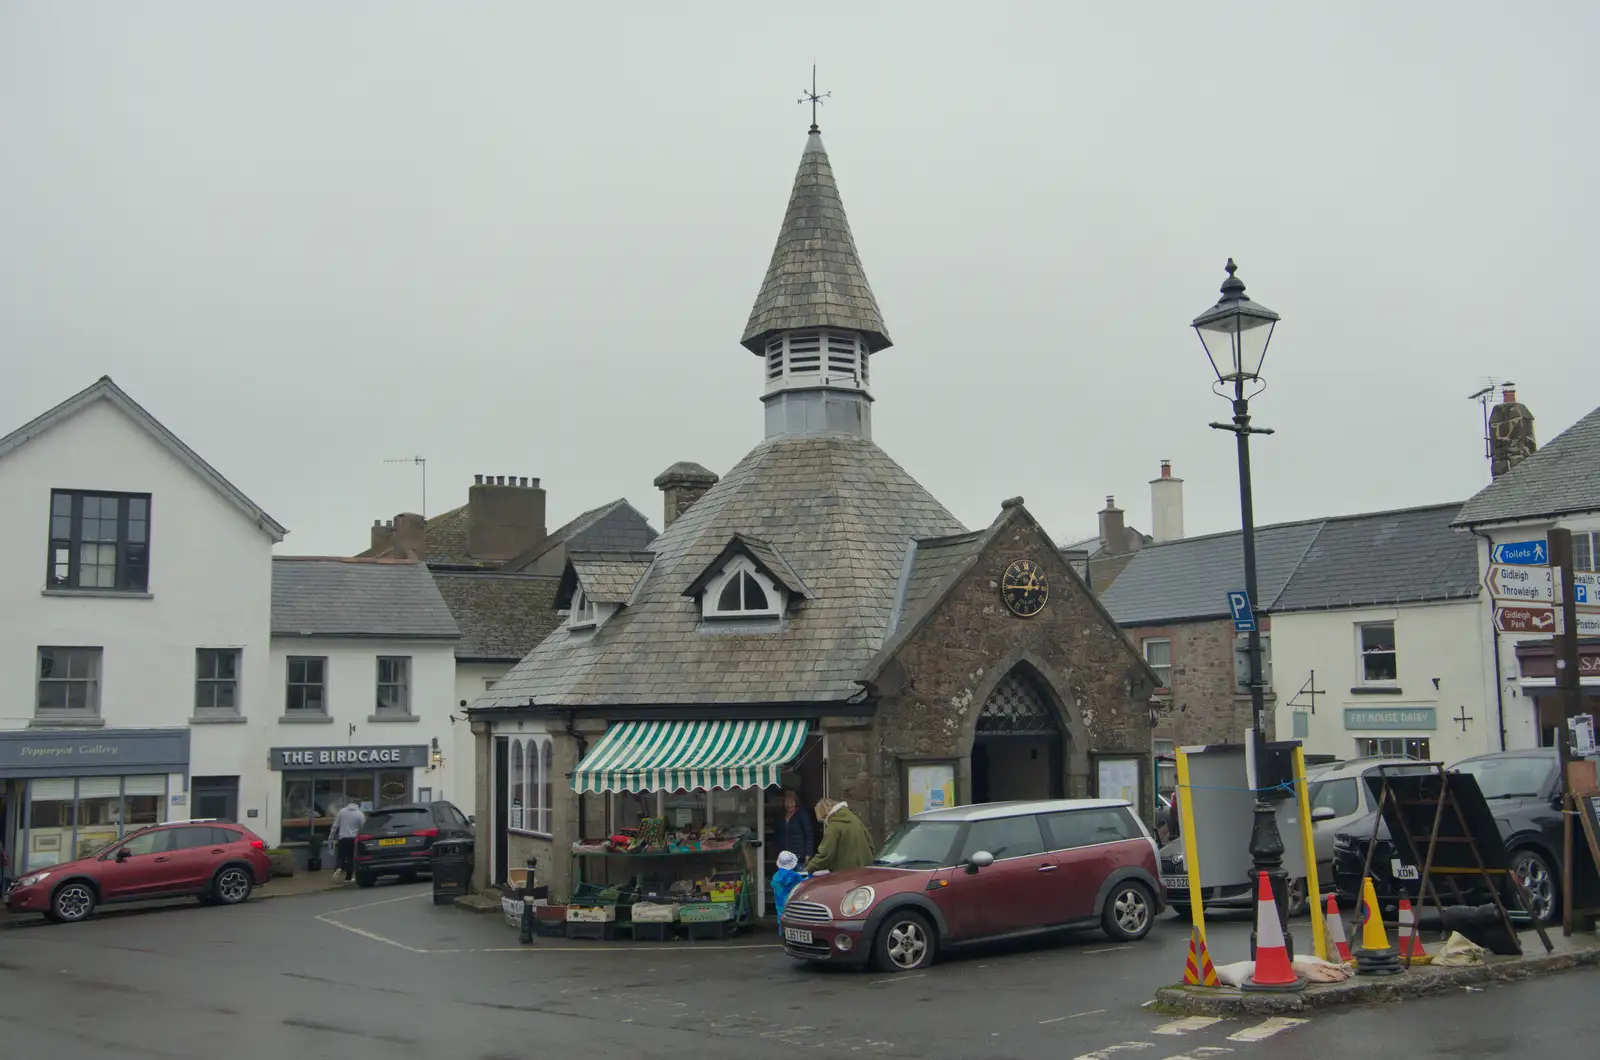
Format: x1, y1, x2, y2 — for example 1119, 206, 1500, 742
518, 856, 538, 945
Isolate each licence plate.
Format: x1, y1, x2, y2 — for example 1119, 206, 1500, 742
1391, 859, 1419, 881
783, 927, 813, 944
1161, 875, 1188, 890
378, 837, 407, 847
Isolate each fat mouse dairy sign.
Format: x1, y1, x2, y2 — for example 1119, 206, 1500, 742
269, 745, 429, 769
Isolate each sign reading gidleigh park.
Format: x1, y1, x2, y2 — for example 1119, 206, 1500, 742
268, 745, 429, 770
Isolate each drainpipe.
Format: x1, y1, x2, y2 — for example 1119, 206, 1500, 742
564, 710, 588, 839
1470, 527, 1509, 751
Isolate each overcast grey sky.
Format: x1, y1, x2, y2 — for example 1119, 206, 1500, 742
3, 3, 1594, 553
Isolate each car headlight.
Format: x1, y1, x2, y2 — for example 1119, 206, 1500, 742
839, 886, 875, 918
16, 872, 50, 888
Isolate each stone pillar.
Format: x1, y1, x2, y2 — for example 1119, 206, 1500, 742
470, 719, 493, 891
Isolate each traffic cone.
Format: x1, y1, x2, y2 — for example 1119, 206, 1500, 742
1182, 926, 1221, 987
1351, 876, 1402, 976
1325, 893, 1352, 963
1244, 873, 1304, 992
1395, 898, 1432, 964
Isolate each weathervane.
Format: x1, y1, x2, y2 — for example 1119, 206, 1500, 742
798, 64, 830, 133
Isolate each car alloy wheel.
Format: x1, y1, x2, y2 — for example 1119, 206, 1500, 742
53, 883, 96, 922
875, 913, 933, 972
1103, 882, 1153, 941
1512, 851, 1556, 923
215, 868, 252, 905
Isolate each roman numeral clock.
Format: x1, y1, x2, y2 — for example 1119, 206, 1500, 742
1000, 559, 1049, 617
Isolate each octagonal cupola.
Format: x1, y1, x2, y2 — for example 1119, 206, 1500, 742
742, 124, 890, 440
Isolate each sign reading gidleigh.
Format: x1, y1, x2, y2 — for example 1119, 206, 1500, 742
1344, 707, 1437, 731
269, 745, 429, 770
0, 728, 190, 778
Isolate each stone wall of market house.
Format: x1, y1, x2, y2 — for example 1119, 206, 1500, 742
868, 510, 1157, 839
1132, 616, 1273, 748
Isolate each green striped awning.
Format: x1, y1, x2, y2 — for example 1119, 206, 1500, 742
572, 719, 809, 794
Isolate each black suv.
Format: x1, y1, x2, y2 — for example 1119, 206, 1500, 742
353, 801, 473, 888
1331, 749, 1564, 923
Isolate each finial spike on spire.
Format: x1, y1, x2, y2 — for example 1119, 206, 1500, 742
798, 63, 830, 133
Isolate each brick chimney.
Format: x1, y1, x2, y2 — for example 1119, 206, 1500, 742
392, 512, 426, 560
653, 462, 719, 529
1488, 384, 1537, 479
1149, 460, 1185, 543
1098, 496, 1126, 553
467, 474, 547, 561
370, 519, 395, 555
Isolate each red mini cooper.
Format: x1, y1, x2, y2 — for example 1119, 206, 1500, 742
779, 799, 1164, 972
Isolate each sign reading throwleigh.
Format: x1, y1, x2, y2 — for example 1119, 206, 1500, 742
1344, 707, 1437, 731
268, 745, 429, 770
1485, 564, 1600, 605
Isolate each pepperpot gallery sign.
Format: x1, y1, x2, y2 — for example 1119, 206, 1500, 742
0, 728, 191, 777
269, 745, 429, 770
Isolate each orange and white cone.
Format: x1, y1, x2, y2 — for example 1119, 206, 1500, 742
1396, 898, 1432, 964
1182, 926, 1221, 987
1245, 873, 1305, 992
1325, 893, 1353, 963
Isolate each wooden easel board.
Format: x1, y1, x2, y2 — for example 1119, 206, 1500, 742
1362, 771, 1510, 873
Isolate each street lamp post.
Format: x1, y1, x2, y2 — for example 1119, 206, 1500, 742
1192, 258, 1293, 958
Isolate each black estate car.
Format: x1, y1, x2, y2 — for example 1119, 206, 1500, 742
1331, 749, 1564, 924
353, 801, 474, 888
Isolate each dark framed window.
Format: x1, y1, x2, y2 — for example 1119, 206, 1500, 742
46, 491, 151, 592
376, 656, 411, 714
1358, 623, 1397, 683
37, 647, 102, 716
286, 656, 327, 714
1354, 736, 1429, 759
195, 649, 241, 713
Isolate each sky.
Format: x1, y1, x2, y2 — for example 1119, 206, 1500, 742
2, 3, 1595, 554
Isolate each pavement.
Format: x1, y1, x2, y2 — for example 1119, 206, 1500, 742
2, 886, 1598, 1059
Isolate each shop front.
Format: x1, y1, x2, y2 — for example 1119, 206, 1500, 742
269, 744, 430, 869
0, 728, 190, 874
1515, 640, 1600, 747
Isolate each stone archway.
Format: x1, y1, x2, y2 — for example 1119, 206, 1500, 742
971, 667, 1065, 803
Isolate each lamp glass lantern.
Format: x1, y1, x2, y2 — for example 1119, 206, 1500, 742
1192, 258, 1280, 385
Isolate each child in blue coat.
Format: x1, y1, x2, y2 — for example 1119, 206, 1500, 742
771, 850, 807, 920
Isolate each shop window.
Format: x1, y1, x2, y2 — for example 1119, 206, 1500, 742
1358, 623, 1397, 684
1573, 530, 1598, 572
540, 741, 553, 834
45, 490, 151, 593
36, 646, 102, 718
22, 775, 168, 872
195, 648, 241, 714
1354, 736, 1429, 759
1142, 639, 1171, 689
510, 736, 554, 835
285, 656, 327, 714
509, 740, 525, 830
375, 656, 411, 715
663, 789, 709, 831
280, 768, 412, 845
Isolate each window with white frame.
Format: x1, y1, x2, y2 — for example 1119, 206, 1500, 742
568, 587, 597, 630
37, 647, 102, 718
703, 557, 782, 620
195, 648, 241, 714
508, 735, 554, 835
1357, 622, 1397, 683
1573, 531, 1599, 572
1142, 639, 1172, 689
1355, 736, 1429, 760
375, 656, 411, 715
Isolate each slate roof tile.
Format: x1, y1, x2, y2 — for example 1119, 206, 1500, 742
1271, 503, 1479, 612
272, 558, 460, 639
1454, 405, 1600, 525
431, 572, 561, 661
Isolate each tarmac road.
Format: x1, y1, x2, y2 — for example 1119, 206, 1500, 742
0, 884, 1594, 1060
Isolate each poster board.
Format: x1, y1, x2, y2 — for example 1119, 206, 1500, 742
905, 761, 956, 817
1096, 756, 1141, 807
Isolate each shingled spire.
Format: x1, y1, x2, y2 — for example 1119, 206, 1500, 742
741, 129, 891, 355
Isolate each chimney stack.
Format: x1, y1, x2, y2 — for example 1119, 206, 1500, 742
654, 462, 720, 528
392, 512, 426, 560
1149, 460, 1185, 543
370, 518, 395, 555
1488, 384, 1537, 479
1098, 495, 1126, 553
467, 474, 547, 561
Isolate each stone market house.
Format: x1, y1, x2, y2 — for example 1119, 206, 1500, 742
467, 122, 1159, 902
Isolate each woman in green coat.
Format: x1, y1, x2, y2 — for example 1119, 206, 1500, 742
806, 797, 873, 873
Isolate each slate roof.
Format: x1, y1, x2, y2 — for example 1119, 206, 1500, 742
1272, 504, 1478, 612
891, 530, 987, 634
431, 572, 561, 661
373, 504, 479, 566
1098, 521, 1324, 626
0, 376, 286, 541
680, 535, 815, 601
476, 433, 967, 708
741, 130, 891, 354
502, 499, 658, 573
569, 551, 657, 605
1454, 405, 1600, 526
272, 558, 461, 639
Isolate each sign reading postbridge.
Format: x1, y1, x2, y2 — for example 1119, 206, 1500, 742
268, 745, 429, 770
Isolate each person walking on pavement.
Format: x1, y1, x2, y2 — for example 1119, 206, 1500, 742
806, 797, 873, 874
331, 798, 365, 883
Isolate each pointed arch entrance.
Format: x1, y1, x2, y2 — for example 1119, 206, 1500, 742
971, 667, 1066, 803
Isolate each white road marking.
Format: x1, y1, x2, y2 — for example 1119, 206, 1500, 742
1072, 1043, 1155, 1060
1165, 1048, 1233, 1060
1040, 1009, 1105, 1024
1153, 1017, 1223, 1035
1083, 945, 1133, 954
869, 972, 928, 985
1226, 1018, 1308, 1042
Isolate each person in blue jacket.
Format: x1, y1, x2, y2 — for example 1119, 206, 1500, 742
771, 850, 806, 920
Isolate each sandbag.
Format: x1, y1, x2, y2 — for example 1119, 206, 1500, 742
1432, 930, 1490, 967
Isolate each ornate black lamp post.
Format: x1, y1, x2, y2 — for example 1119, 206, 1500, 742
1192, 259, 1292, 954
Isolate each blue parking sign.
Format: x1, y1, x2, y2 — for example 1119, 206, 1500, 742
1227, 590, 1257, 633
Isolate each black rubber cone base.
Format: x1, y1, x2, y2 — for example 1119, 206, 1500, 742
1243, 975, 1308, 993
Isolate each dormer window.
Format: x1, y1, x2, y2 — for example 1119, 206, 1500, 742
569, 587, 597, 630
703, 557, 783, 620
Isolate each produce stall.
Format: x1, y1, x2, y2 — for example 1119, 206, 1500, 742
567, 817, 753, 939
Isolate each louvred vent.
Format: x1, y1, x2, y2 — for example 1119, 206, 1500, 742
763, 330, 869, 391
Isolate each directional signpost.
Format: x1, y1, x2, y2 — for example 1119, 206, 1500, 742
1485, 564, 1600, 604
1492, 539, 1549, 566
1486, 544, 1600, 635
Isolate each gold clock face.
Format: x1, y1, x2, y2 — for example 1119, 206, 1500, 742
1001, 559, 1049, 617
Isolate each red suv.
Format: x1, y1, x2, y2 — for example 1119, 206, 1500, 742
779, 799, 1164, 972
5, 821, 271, 924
